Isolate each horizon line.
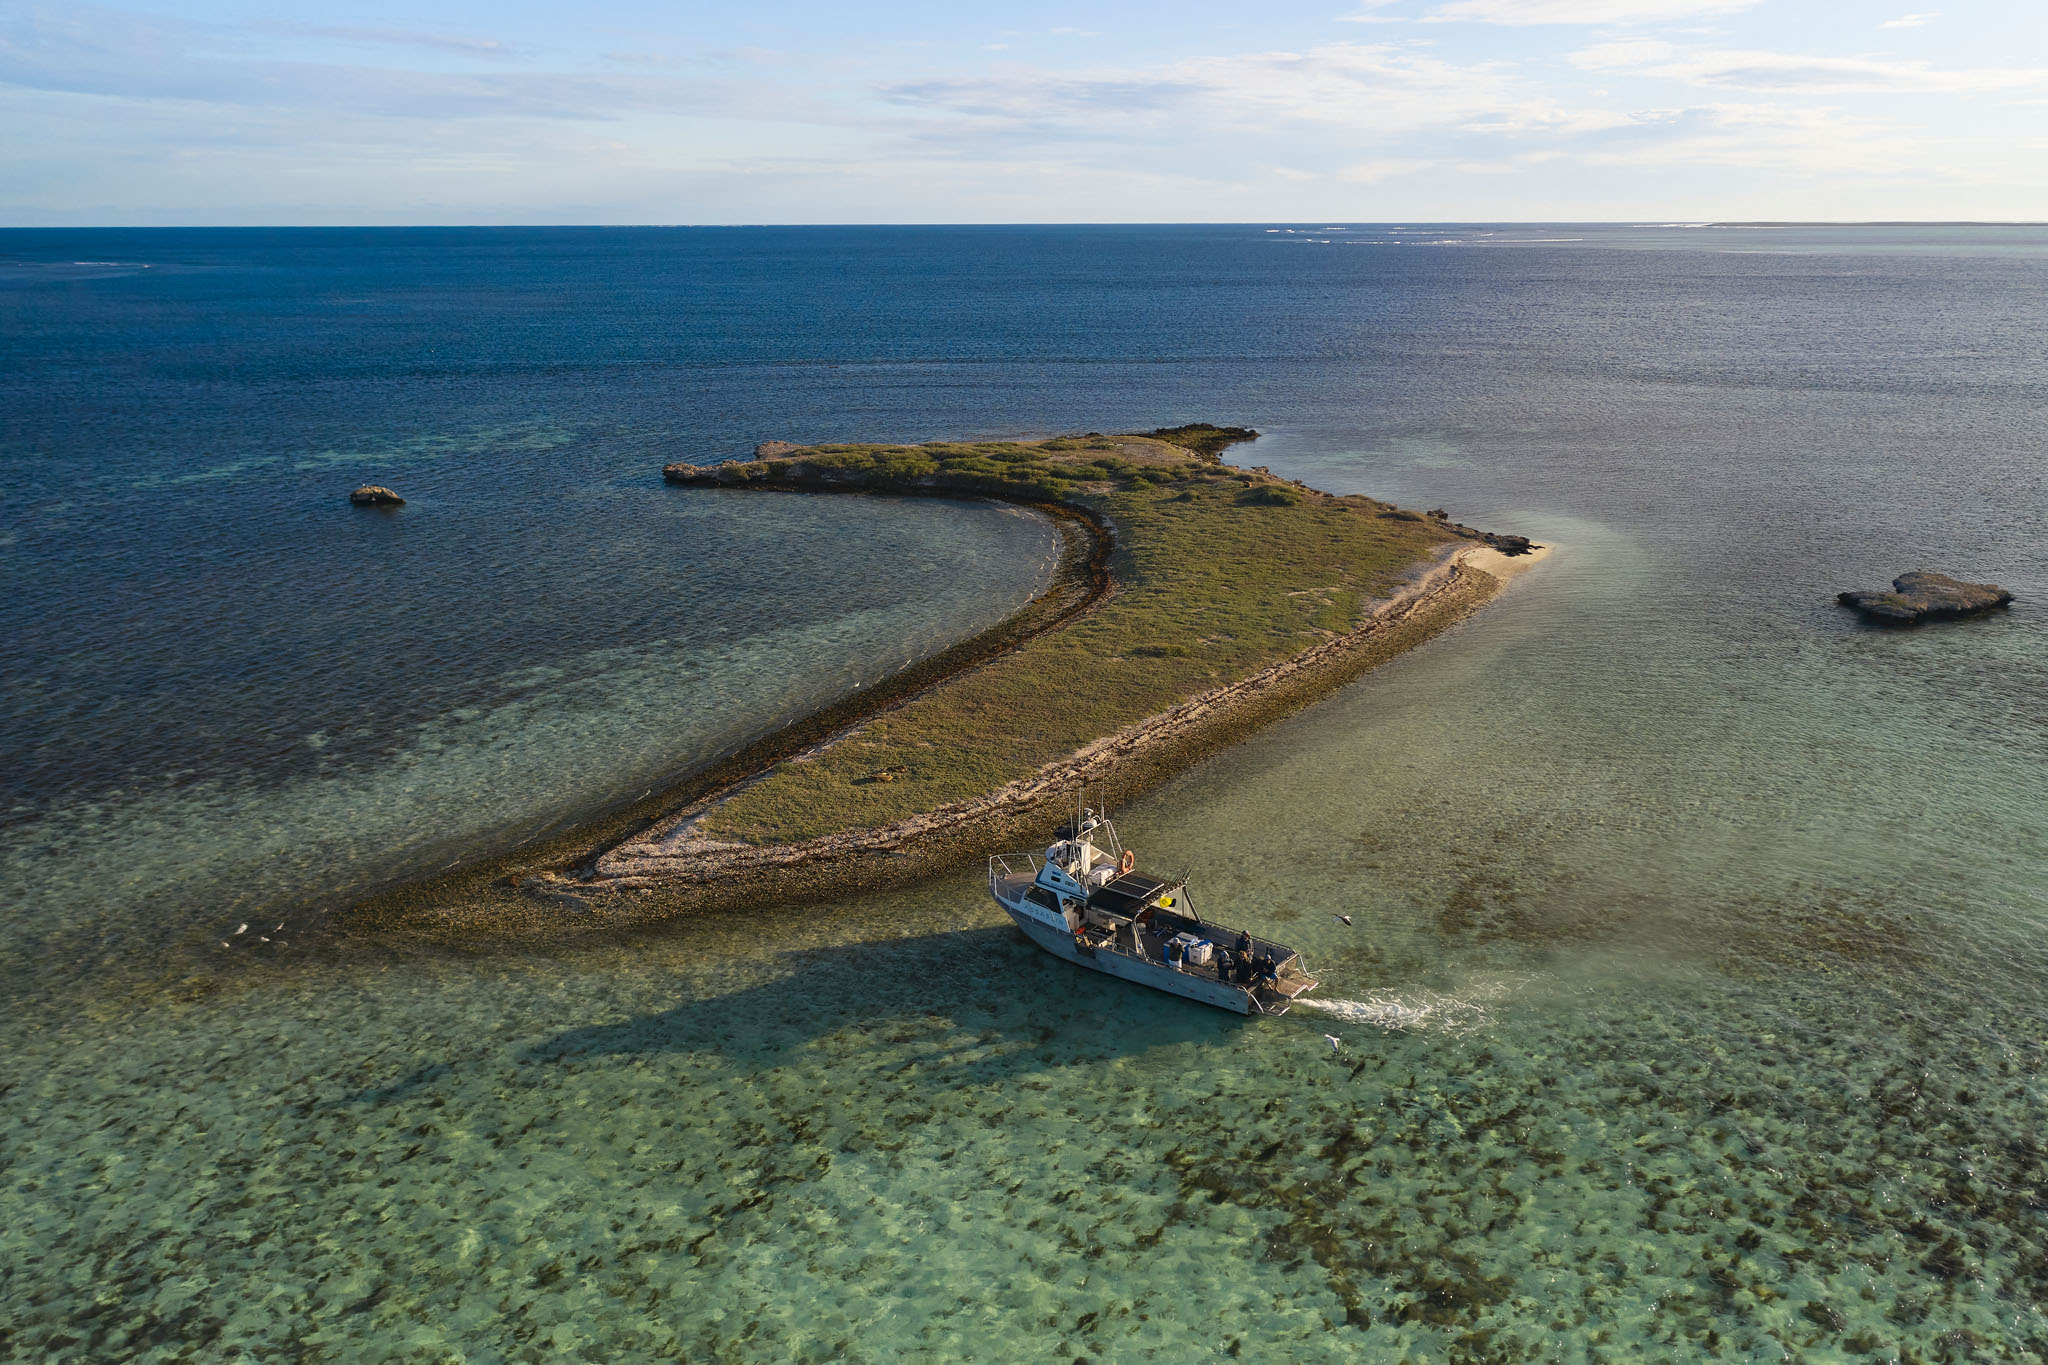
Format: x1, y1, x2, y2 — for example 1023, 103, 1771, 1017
5, 219, 2048, 232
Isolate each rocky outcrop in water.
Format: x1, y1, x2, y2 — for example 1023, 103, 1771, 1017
348, 485, 405, 506
754, 441, 807, 459
1837, 571, 2013, 625
1433, 515, 1535, 556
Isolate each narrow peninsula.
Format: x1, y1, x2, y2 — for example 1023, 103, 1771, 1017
388, 426, 1544, 935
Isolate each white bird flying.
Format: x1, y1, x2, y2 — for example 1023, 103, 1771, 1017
1324, 1034, 1342, 1053
234, 923, 248, 936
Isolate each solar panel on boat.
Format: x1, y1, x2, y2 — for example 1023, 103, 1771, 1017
1087, 873, 1169, 917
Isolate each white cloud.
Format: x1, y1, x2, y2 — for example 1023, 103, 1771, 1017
260, 24, 515, 56
7, 0, 2046, 222
1581, 44, 2048, 93
1570, 40, 1677, 68
870, 32, 2045, 210
1338, 156, 1440, 181
0, 3, 814, 123
1880, 11, 1941, 27
1565, 100, 1957, 179
1460, 104, 1653, 134
1426, 0, 1756, 25
881, 42, 1518, 136
704, 47, 789, 66
1335, 1, 1408, 22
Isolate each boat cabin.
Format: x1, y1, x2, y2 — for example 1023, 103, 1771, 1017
989, 807, 1319, 1014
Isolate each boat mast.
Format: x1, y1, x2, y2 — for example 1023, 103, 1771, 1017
1076, 787, 1092, 878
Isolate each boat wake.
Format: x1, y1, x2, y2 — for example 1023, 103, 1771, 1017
1296, 980, 1517, 1036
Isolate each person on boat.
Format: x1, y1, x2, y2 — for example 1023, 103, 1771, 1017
1213, 948, 1233, 984
1132, 905, 1157, 958
1234, 929, 1251, 956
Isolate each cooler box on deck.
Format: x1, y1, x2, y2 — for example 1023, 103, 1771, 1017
1170, 933, 1213, 966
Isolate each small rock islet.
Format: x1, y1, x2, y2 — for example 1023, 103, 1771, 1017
1837, 571, 2013, 625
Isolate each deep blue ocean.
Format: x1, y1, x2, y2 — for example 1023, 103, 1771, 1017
3, 224, 2045, 1360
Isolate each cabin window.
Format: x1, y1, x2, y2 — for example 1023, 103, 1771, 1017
1024, 887, 1061, 913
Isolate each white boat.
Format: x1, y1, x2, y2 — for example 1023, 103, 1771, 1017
988, 808, 1319, 1016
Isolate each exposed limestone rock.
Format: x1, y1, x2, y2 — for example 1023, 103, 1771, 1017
755, 440, 807, 459
348, 485, 404, 506
1837, 571, 2013, 625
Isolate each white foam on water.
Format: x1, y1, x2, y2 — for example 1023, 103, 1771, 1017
1297, 978, 1523, 1036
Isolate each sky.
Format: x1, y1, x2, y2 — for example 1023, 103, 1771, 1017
3, 0, 2045, 224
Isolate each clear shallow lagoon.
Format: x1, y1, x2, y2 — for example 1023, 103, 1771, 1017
1, 481, 1057, 973
3, 225, 2045, 1360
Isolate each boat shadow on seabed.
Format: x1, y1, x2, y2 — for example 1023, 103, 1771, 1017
340, 924, 1247, 1109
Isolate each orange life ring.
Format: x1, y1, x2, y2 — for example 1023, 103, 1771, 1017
1119, 849, 1136, 874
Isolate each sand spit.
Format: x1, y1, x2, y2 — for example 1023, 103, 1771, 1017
432, 545, 1531, 936
355, 434, 1546, 940
597, 543, 1523, 889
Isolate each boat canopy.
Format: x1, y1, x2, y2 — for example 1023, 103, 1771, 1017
1085, 871, 1175, 919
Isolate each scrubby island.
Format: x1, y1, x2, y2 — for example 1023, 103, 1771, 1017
534, 425, 1543, 918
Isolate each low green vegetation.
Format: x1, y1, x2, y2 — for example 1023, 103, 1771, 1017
681, 432, 1459, 845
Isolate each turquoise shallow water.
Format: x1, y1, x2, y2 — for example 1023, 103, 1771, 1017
4, 225, 2046, 1360
5, 549, 2044, 1361
0, 489, 1058, 981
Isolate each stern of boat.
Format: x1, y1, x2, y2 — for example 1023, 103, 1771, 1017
1251, 957, 1320, 1016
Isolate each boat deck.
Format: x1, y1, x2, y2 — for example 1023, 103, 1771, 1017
993, 870, 1316, 1010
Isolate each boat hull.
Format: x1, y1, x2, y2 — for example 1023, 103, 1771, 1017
1000, 903, 1259, 1015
